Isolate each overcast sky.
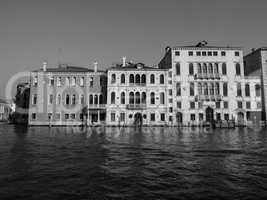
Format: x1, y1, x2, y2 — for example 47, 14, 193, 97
1, 0, 267, 98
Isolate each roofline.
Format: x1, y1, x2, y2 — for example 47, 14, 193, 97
171, 46, 243, 51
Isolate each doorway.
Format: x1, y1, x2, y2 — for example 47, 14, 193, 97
205, 107, 214, 122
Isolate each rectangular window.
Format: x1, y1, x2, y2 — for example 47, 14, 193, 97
224, 114, 229, 120
188, 51, 193, 56
199, 113, 203, 121
190, 114, 195, 121
57, 77, 61, 87
80, 77, 84, 86
168, 71, 172, 78
33, 76, 38, 86
150, 113, 155, 121
224, 101, 228, 109
235, 51, 240, 56
169, 116, 173, 122
49, 94, 53, 104
169, 98, 173, 103
202, 51, 206, 56
31, 113, 36, 120
216, 101, 220, 109
176, 82, 181, 96
216, 113, 221, 121
65, 114, 69, 119
190, 102, 195, 109
160, 113, 165, 121
71, 113, 75, 119
111, 113, 116, 121
237, 101, 243, 109
198, 102, 203, 109
90, 77, 94, 87
120, 113, 125, 122
49, 78, 54, 86
48, 113, 52, 120
221, 51, 226, 56
32, 94, 37, 105
257, 102, 262, 109
169, 89, 172, 96
208, 51, 212, 56
79, 113, 83, 120
169, 107, 173, 113
177, 101, 182, 109
175, 51, 180, 56
246, 102, 251, 109
190, 83, 194, 96
196, 51, 201, 56
237, 83, 242, 97
168, 80, 172, 85
213, 51, 218, 56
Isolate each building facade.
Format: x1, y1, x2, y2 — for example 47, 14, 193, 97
0, 99, 13, 121
158, 44, 262, 125
244, 48, 267, 121
28, 63, 107, 126
106, 61, 170, 126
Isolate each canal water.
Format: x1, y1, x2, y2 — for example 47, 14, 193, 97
0, 124, 267, 200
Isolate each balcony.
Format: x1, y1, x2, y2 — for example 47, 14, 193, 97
194, 73, 220, 80
129, 83, 146, 86
195, 95, 222, 101
126, 104, 146, 110
88, 104, 106, 109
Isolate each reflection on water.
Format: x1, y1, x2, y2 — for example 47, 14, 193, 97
0, 124, 267, 199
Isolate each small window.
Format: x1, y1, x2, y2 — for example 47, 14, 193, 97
190, 114, 195, 121
65, 114, 69, 119
150, 74, 155, 84
175, 51, 180, 56
111, 92, 116, 104
196, 51, 201, 56
202, 51, 206, 56
120, 113, 125, 122
177, 101, 182, 109
224, 101, 228, 109
175, 63, 180, 75
89, 77, 94, 87
246, 102, 251, 109
121, 74, 125, 84
237, 101, 243, 109
222, 63, 227, 75
49, 94, 53, 104
221, 51, 226, 56
168, 89, 172, 96
235, 51, 240, 56
168, 71, 172, 78
111, 113, 116, 121
150, 113, 155, 121
189, 63, 194, 75
160, 74, 164, 84
224, 114, 229, 121
207, 51, 212, 56
176, 82, 181, 96
188, 51, 193, 56
236, 63, 241, 75
160, 113, 165, 121
169, 107, 173, 113
190, 102, 195, 109
31, 113, 36, 120
257, 102, 262, 109
245, 84, 250, 96
213, 51, 218, 56
111, 74, 116, 84
216, 101, 220, 109
71, 113, 75, 119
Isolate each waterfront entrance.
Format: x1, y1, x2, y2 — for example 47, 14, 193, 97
176, 112, 183, 124
134, 112, 143, 126
205, 107, 214, 122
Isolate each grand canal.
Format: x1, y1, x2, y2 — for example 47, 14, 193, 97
0, 124, 266, 199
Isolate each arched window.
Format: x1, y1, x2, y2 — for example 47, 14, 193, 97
236, 63, 241, 75
210, 83, 214, 95
160, 92, 165, 104
237, 83, 242, 96
99, 94, 103, 104
197, 63, 202, 73
190, 82, 194, 96
245, 84, 250, 96
89, 94, 93, 104
214, 63, 219, 74
204, 83, 208, 95
222, 63, 227, 75
198, 83, 202, 95
65, 77, 70, 86
80, 77, 84, 86
189, 63, 194, 75
141, 92, 146, 104
176, 63, 180, 75
111, 74, 116, 84
223, 83, 228, 96
141, 74, 146, 84
71, 77, 76, 86
208, 63, 213, 74
80, 94, 84, 104
176, 82, 181, 96
94, 95, 98, 104
150, 74, 155, 84
129, 92, 134, 104
111, 92, 116, 104
203, 64, 207, 74
129, 74, 134, 84
215, 82, 220, 95
57, 94, 61, 104
160, 74, 164, 84
121, 74, 125, 84
121, 92, 125, 104
135, 74, 140, 84
72, 94, 76, 105
150, 92, 155, 104
255, 84, 261, 97
135, 92, 140, 104
66, 94, 70, 105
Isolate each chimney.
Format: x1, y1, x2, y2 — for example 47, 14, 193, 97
122, 56, 126, 67
94, 62, 98, 72
43, 62, 47, 72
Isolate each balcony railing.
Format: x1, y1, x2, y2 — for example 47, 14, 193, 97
88, 104, 106, 109
129, 83, 146, 86
126, 104, 146, 110
195, 95, 222, 101
194, 73, 220, 80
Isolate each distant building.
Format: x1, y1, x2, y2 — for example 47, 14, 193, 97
106, 60, 169, 126
158, 44, 262, 125
244, 48, 267, 121
28, 62, 107, 126
0, 99, 13, 121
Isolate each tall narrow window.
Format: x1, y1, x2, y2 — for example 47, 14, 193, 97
245, 84, 250, 96
89, 94, 93, 104
255, 84, 261, 97
203, 64, 207, 74
237, 83, 242, 96
204, 83, 208, 95
71, 77, 76, 86
129, 92, 134, 104
111, 92, 116, 104
33, 94, 37, 105
72, 94, 76, 105
66, 94, 70, 105
66, 77, 70, 86
94, 95, 98, 104
141, 92, 146, 104
121, 74, 125, 84
111, 74, 116, 83
80, 77, 84, 86
135, 92, 140, 104
57, 77, 61, 87
208, 63, 213, 74
150, 92, 155, 104
49, 94, 53, 104
129, 74, 134, 84
190, 83, 194, 96
176, 82, 181, 96
80, 94, 84, 104
215, 83, 220, 95
141, 74, 146, 84
89, 77, 93, 87
160, 92, 165, 104
57, 94, 61, 104
99, 94, 103, 104
160, 74, 164, 84
223, 83, 228, 96
121, 92, 125, 104
176, 63, 180, 75
135, 74, 140, 84
210, 83, 214, 95
214, 63, 219, 74
189, 63, 194, 75
236, 63, 241, 75
197, 63, 202, 73
222, 63, 227, 75
198, 83, 202, 95
150, 74, 155, 84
